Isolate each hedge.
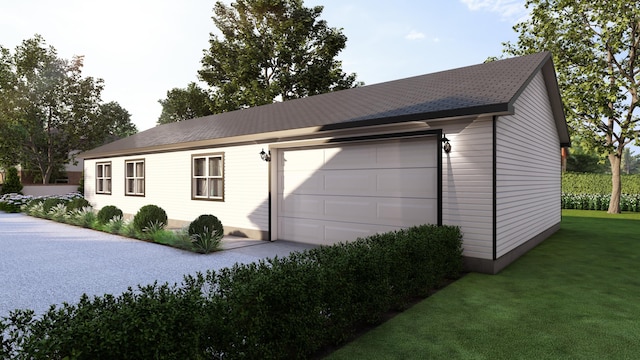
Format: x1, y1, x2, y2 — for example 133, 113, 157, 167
562, 172, 640, 194
0, 224, 463, 359
562, 173, 640, 211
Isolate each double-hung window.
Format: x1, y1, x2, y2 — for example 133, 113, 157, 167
125, 159, 145, 196
192, 153, 224, 201
96, 162, 112, 194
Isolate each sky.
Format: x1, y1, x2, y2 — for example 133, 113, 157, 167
2, 0, 532, 132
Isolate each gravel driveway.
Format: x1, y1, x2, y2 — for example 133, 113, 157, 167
0, 213, 314, 317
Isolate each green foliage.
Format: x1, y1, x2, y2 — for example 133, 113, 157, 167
65, 197, 90, 212
0, 224, 462, 359
157, 82, 214, 124
188, 215, 224, 253
562, 173, 640, 194
199, 0, 360, 113
133, 205, 168, 233
503, 1, 640, 211
561, 194, 640, 212
562, 173, 640, 211
42, 198, 68, 213
0, 35, 137, 183
1, 167, 23, 194
0, 193, 30, 213
97, 205, 123, 225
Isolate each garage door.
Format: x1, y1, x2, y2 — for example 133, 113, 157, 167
277, 137, 438, 245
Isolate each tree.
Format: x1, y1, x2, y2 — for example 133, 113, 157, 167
0, 35, 137, 183
504, 1, 640, 213
199, 0, 360, 113
96, 101, 138, 142
621, 148, 640, 174
157, 82, 214, 125
1, 167, 23, 194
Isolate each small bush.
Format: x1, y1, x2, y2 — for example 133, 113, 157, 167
188, 214, 224, 253
1, 167, 23, 195
0, 193, 32, 213
97, 205, 124, 225
42, 198, 68, 213
66, 197, 90, 212
133, 205, 168, 233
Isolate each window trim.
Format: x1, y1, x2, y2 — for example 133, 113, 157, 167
124, 159, 145, 197
95, 162, 112, 195
191, 152, 224, 201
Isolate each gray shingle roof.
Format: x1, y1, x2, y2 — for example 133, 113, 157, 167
80, 52, 569, 159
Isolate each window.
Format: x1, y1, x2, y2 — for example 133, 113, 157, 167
125, 159, 145, 196
96, 162, 112, 194
192, 153, 224, 200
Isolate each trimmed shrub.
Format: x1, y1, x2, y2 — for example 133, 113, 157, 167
133, 204, 168, 232
0, 224, 463, 359
563, 172, 640, 195
188, 214, 224, 253
1, 167, 23, 195
188, 214, 223, 237
42, 198, 68, 213
66, 197, 90, 212
97, 205, 124, 225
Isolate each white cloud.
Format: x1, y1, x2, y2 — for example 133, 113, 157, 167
405, 30, 426, 40
460, 0, 528, 23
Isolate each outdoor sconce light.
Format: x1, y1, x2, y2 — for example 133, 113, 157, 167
260, 148, 271, 162
442, 134, 452, 153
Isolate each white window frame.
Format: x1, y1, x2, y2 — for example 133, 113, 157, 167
96, 162, 112, 195
192, 153, 224, 201
125, 159, 145, 196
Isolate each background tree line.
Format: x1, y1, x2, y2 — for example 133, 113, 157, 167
156, 0, 361, 125
0, 35, 137, 184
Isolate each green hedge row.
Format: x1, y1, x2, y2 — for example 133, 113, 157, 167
562, 172, 640, 194
0, 224, 463, 359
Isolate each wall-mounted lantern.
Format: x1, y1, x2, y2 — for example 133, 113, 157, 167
442, 134, 452, 153
260, 148, 271, 162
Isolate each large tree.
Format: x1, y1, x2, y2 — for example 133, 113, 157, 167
504, 0, 640, 213
199, 0, 359, 113
157, 82, 214, 125
0, 35, 137, 183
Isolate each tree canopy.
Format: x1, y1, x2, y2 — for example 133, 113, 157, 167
0, 35, 138, 183
504, 0, 640, 213
156, 0, 359, 122
157, 82, 214, 125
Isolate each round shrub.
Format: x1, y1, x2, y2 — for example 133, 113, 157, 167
66, 197, 91, 211
133, 205, 168, 232
188, 214, 224, 237
188, 214, 224, 254
42, 198, 67, 213
97, 205, 123, 224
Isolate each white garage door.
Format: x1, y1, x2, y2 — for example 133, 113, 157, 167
277, 137, 438, 245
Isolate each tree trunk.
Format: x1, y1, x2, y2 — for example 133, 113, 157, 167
608, 154, 622, 214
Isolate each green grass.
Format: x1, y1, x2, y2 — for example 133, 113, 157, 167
326, 210, 640, 359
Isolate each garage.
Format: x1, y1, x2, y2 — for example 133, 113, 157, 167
277, 136, 439, 245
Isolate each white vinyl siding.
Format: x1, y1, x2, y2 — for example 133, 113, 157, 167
125, 159, 145, 196
440, 117, 495, 260
84, 144, 269, 234
95, 162, 112, 195
495, 71, 561, 257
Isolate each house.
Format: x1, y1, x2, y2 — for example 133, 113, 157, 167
79, 52, 570, 274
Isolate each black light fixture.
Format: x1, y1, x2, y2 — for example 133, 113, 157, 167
260, 148, 271, 162
442, 134, 452, 153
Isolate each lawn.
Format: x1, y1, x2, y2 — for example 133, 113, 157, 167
326, 210, 640, 359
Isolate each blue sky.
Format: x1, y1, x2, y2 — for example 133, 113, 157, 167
2, 0, 529, 131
